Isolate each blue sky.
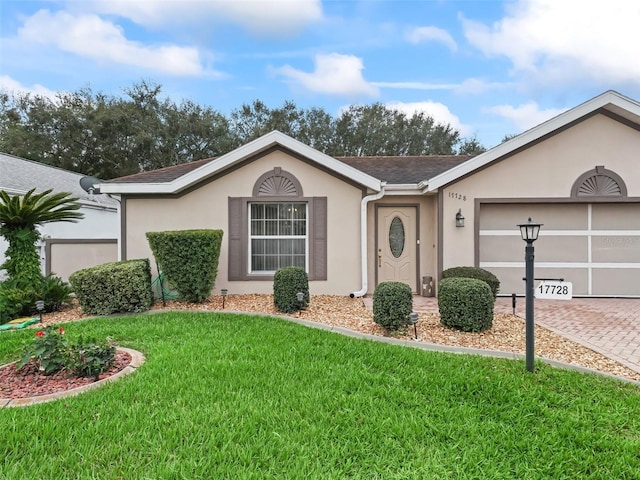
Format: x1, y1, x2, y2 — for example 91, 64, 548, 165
1, 0, 639, 149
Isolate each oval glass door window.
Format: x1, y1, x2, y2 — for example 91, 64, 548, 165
389, 217, 405, 258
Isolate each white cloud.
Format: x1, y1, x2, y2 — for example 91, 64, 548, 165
0, 75, 58, 99
372, 81, 459, 91
406, 26, 457, 51
17, 10, 212, 76
385, 101, 471, 135
486, 102, 566, 131
462, 0, 640, 86
84, 0, 323, 36
275, 53, 379, 98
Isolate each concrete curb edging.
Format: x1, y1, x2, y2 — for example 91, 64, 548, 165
0, 347, 145, 408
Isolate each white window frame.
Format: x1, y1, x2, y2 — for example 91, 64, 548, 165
248, 202, 309, 274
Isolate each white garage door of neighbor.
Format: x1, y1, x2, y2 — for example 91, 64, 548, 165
479, 203, 640, 297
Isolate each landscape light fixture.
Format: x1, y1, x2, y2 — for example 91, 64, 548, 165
409, 312, 419, 339
221, 289, 228, 309
35, 300, 45, 323
296, 292, 305, 316
517, 217, 543, 372
455, 209, 465, 228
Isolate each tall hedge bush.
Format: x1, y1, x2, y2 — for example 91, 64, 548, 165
373, 281, 413, 332
273, 267, 309, 313
442, 266, 500, 299
69, 259, 153, 315
438, 277, 493, 332
146, 229, 223, 303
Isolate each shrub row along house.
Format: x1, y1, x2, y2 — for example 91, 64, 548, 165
92, 90, 640, 298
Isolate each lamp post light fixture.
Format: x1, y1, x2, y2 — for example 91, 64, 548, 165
517, 217, 542, 372
221, 289, 228, 309
35, 300, 45, 323
409, 312, 419, 339
296, 291, 305, 313
455, 209, 465, 227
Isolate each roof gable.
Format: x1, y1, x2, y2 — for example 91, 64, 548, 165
425, 90, 640, 191
101, 131, 382, 194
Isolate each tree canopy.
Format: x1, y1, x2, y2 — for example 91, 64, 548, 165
0, 81, 486, 179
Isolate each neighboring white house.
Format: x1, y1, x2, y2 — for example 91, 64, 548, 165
0, 153, 119, 281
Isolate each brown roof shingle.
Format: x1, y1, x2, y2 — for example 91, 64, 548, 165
107, 154, 473, 186
337, 155, 473, 184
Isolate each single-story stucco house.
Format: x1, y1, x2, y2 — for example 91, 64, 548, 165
98, 90, 640, 298
0, 153, 119, 281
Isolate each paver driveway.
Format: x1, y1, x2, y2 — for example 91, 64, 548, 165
409, 296, 640, 375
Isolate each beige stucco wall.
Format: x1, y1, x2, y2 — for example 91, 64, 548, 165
365, 194, 438, 295
48, 242, 118, 282
123, 150, 364, 295
441, 113, 640, 271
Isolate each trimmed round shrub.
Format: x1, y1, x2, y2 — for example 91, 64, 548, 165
373, 281, 413, 332
273, 267, 309, 314
442, 266, 500, 299
438, 277, 494, 332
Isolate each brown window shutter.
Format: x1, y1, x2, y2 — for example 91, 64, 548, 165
310, 197, 327, 280
228, 197, 243, 280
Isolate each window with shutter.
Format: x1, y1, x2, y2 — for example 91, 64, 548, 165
228, 168, 327, 281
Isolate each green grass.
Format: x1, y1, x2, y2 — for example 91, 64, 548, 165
1, 311, 639, 479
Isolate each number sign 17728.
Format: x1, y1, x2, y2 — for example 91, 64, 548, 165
535, 281, 573, 300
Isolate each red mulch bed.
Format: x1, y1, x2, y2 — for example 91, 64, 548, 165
0, 351, 131, 400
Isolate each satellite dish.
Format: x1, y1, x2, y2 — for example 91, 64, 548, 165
79, 176, 102, 195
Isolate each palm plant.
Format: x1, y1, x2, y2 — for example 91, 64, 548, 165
0, 188, 83, 287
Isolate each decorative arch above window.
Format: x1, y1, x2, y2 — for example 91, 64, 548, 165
570, 166, 627, 198
252, 167, 303, 197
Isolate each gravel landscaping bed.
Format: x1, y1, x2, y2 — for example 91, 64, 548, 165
38, 294, 640, 383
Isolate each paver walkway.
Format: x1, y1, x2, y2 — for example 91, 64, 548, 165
404, 295, 640, 375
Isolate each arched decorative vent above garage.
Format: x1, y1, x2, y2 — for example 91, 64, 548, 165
252, 167, 303, 197
570, 166, 627, 197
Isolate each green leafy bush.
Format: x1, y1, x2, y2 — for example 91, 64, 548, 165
69, 259, 153, 315
147, 230, 223, 303
373, 281, 413, 332
18, 325, 70, 375
438, 277, 494, 332
17, 325, 116, 379
0, 280, 38, 324
40, 274, 74, 311
442, 266, 500, 299
273, 267, 309, 313
67, 336, 116, 380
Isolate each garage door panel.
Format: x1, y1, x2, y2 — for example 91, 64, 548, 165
592, 236, 640, 262
535, 236, 588, 262
479, 202, 640, 297
593, 269, 640, 296
479, 236, 523, 262
484, 267, 589, 296
592, 204, 640, 230
480, 204, 588, 230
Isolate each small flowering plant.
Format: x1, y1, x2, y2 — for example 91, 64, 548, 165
17, 325, 117, 379
18, 325, 69, 375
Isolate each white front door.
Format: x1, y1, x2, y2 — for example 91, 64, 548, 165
377, 206, 418, 292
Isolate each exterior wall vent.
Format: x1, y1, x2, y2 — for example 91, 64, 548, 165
570, 166, 627, 197
252, 167, 303, 197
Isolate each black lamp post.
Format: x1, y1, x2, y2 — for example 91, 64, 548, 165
517, 217, 542, 373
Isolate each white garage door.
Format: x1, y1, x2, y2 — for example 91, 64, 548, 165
479, 203, 640, 297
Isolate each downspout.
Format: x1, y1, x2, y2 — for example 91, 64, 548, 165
350, 184, 386, 298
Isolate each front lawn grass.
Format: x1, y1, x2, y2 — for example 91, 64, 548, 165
1, 311, 639, 479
